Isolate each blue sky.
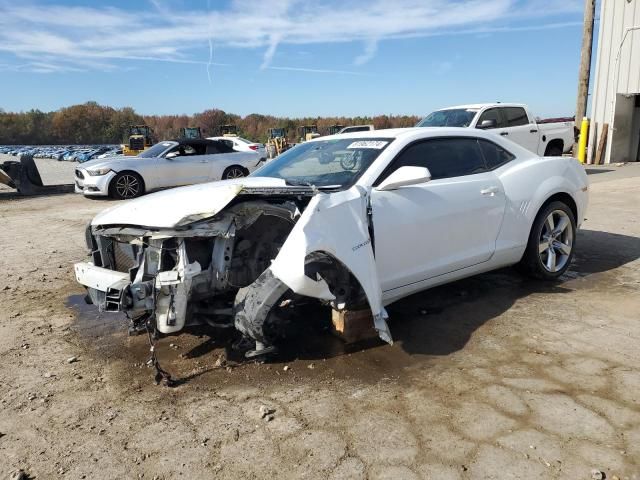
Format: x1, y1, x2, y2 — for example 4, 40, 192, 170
0, 0, 592, 118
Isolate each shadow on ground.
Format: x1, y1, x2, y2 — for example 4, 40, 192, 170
68, 229, 640, 384
585, 168, 614, 175
0, 185, 74, 200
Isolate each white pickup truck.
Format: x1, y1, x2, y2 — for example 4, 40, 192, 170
417, 103, 575, 157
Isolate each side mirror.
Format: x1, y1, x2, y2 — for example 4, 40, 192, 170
376, 166, 432, 191
165, 151, 179, 159
477, 119, 497, 130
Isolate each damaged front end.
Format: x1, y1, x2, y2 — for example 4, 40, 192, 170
75, 184, 392, 371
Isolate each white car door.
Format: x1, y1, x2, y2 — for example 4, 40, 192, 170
500, 106, 540, 154
155, 142, 213, 188
371, 137, 506, 292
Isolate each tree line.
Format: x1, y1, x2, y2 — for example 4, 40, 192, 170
0, 101, 421, 145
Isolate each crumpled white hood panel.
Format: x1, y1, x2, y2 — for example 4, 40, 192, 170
91, 177, 288, 228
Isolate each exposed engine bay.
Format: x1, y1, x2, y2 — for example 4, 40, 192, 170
75, 185, 392, 383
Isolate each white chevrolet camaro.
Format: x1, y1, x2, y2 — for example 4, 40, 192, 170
74, 138, 266, 199
75, 127, 588, 360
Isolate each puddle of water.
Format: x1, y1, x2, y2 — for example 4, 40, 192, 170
66, 294, 128, 338
64, 266, 590, 388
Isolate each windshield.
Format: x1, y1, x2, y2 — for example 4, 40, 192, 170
416, 109, 478, 127
137, 142, 175, 158
252, 138, 393, 188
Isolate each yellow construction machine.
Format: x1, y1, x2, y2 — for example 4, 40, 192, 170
123, 125, 154, 156
298, 125, 320, 142
220, 124, 238, 137
266, 128, 290, 159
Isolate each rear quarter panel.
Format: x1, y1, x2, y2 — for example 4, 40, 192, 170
537, 122, 575, 153
495, 156, 588, 259
209, 152, 261, 180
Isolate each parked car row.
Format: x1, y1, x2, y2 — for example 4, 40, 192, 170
0, 145, 122, 162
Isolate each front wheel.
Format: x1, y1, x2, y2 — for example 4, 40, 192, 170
222, 165, 248, 180
519, 201, 576, 280
109, 171, 144, 199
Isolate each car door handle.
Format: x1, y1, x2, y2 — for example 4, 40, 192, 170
530, 129, 538, 133
200, 160, 208, 163
500, 132, 509, 136
481, 186, 500, 196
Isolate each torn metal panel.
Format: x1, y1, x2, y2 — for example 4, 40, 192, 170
155, 241, 202, 334
269, 185, 393, 344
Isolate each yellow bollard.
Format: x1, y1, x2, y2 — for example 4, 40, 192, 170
577, 117, 589, 164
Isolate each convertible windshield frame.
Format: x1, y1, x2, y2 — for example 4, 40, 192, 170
251, 137, 395, 190
136, 141, 176, 158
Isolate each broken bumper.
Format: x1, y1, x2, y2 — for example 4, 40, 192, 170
75, 262, 129, 310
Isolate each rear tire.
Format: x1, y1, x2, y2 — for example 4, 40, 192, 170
109, 171, 144, 199
518, 201, 576, 280
222, 165, 248, 180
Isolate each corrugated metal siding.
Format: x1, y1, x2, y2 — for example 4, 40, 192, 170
588, 0, 640, 163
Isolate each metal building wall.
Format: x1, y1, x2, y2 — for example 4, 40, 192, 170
587, 0, 640, 163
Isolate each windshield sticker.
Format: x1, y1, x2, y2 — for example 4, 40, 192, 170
347, 141, 388, 150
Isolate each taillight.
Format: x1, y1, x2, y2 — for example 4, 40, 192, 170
249, 145, 258, 151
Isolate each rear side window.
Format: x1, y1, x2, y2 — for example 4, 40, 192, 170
478, 139, 516, 169
477, 108, 506, 129
382, 137, 487, 181
205, 143, 220, 154
207, 141, 234, 154
503, 107, 529, 127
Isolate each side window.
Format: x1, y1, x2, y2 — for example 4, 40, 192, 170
205, 143, 220, 154
190, 143, 207, 155
218, 141, 235, 153
478, 139, 516, 170
380, 138, 487, 182
477, 108, 505, 129
503, 107, 529, 127
167, 144, 196, 157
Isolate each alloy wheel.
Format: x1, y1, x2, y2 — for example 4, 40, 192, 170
225, 168, 245, 179
115, 174, 140, 199
538, 210, 573, 273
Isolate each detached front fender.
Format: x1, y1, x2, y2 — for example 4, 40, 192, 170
269, 185, 392, 344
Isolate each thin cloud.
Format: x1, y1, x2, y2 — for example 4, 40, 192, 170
0, 0, 583, 73
268, 66, 370, 76
354, 39, 379, 66
260, 34, 282, 70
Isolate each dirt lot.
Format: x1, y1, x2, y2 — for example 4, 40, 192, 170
1, 165, 639, 479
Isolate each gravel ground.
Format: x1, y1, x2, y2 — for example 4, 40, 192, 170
1, 165, 639, 479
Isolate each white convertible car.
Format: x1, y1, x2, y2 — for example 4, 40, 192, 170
74, 138, 265, 199
75, 127, 588, 364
